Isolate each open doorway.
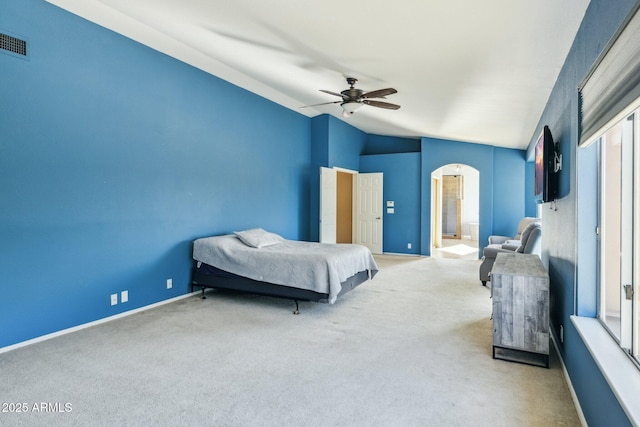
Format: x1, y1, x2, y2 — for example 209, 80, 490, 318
442, 174, 463, 239
320, 167, 383, 254
336, 171, 353, 243
430, 164, 480, 259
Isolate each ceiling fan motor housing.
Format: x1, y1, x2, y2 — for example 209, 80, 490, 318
342, 88, 363, 100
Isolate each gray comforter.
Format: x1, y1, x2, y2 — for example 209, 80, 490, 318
193, 234, 378, 303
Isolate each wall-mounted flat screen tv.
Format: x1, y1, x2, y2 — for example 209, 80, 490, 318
534, 125, 558, 203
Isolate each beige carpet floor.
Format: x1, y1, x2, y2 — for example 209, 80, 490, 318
0, 255, 580, 426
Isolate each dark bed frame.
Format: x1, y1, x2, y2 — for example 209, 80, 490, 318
191, 262, 370, 314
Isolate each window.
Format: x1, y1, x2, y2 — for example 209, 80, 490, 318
578, 1, 640, 369
594, 103, 640, 364
574, 3, 640, 418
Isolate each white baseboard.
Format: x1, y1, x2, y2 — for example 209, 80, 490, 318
550, 329, 587, 427
0, 292, 198, 355
381, 252, 422, 257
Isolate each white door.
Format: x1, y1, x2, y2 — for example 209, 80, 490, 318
356, 173, 383, 254
319, 167, 337, 243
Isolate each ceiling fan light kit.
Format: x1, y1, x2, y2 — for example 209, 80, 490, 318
341, 101, 363, 117
303, 77, 400, 117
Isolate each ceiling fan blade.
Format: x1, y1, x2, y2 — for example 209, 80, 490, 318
300, 100, 342, 108
320, 89, 347, 99
362, 88, 397, 99
363, 99, 401, 110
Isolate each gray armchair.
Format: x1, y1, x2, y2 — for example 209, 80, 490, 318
479, 218, 541, 286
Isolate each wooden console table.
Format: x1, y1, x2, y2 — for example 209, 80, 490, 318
491, 253, 549, 368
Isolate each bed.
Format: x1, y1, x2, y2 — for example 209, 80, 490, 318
191, 228, 378, 312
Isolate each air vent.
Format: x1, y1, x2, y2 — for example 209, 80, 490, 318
1, 32, 27, 56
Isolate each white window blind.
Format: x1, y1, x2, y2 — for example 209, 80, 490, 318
579, 2, 640, 146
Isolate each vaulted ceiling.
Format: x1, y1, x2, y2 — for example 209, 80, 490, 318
46, 0, 590, 149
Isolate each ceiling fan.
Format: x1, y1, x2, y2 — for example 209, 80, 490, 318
303, 77, 400, 117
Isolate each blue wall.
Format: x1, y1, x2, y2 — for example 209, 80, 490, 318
361, 139, 527, 256
360, 153, 421, 254
1, 0, 543, 371
524, 161, 537, 217
363, 134, 421, 155
0, 0, 311, 348
309, 115, 368, 241
328, 117, 368, 171
492, 147, 527, 237
311, 115, 330, 167
5, 1, 630, 423
527, 0, 636, 424
420, 138, 526, 257
314, 128, 527, 256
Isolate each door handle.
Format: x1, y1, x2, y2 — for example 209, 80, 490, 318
376, 217, 381, 220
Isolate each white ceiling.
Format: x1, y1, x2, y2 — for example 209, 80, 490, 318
46, 0, 590, 149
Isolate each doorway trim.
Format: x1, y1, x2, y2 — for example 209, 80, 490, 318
318, 166, 383, 254
430, 164, 480, 255
431, 176, 442, 249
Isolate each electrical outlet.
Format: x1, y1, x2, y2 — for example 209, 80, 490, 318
167, 278, 172, 289
407, 243, 412, 249
121, 290, 128, 303
110, 294, 118, 306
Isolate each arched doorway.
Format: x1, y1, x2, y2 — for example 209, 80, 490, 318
430, 164, 480, 259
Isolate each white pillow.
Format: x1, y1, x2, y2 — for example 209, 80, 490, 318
234, 228, 283, 248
